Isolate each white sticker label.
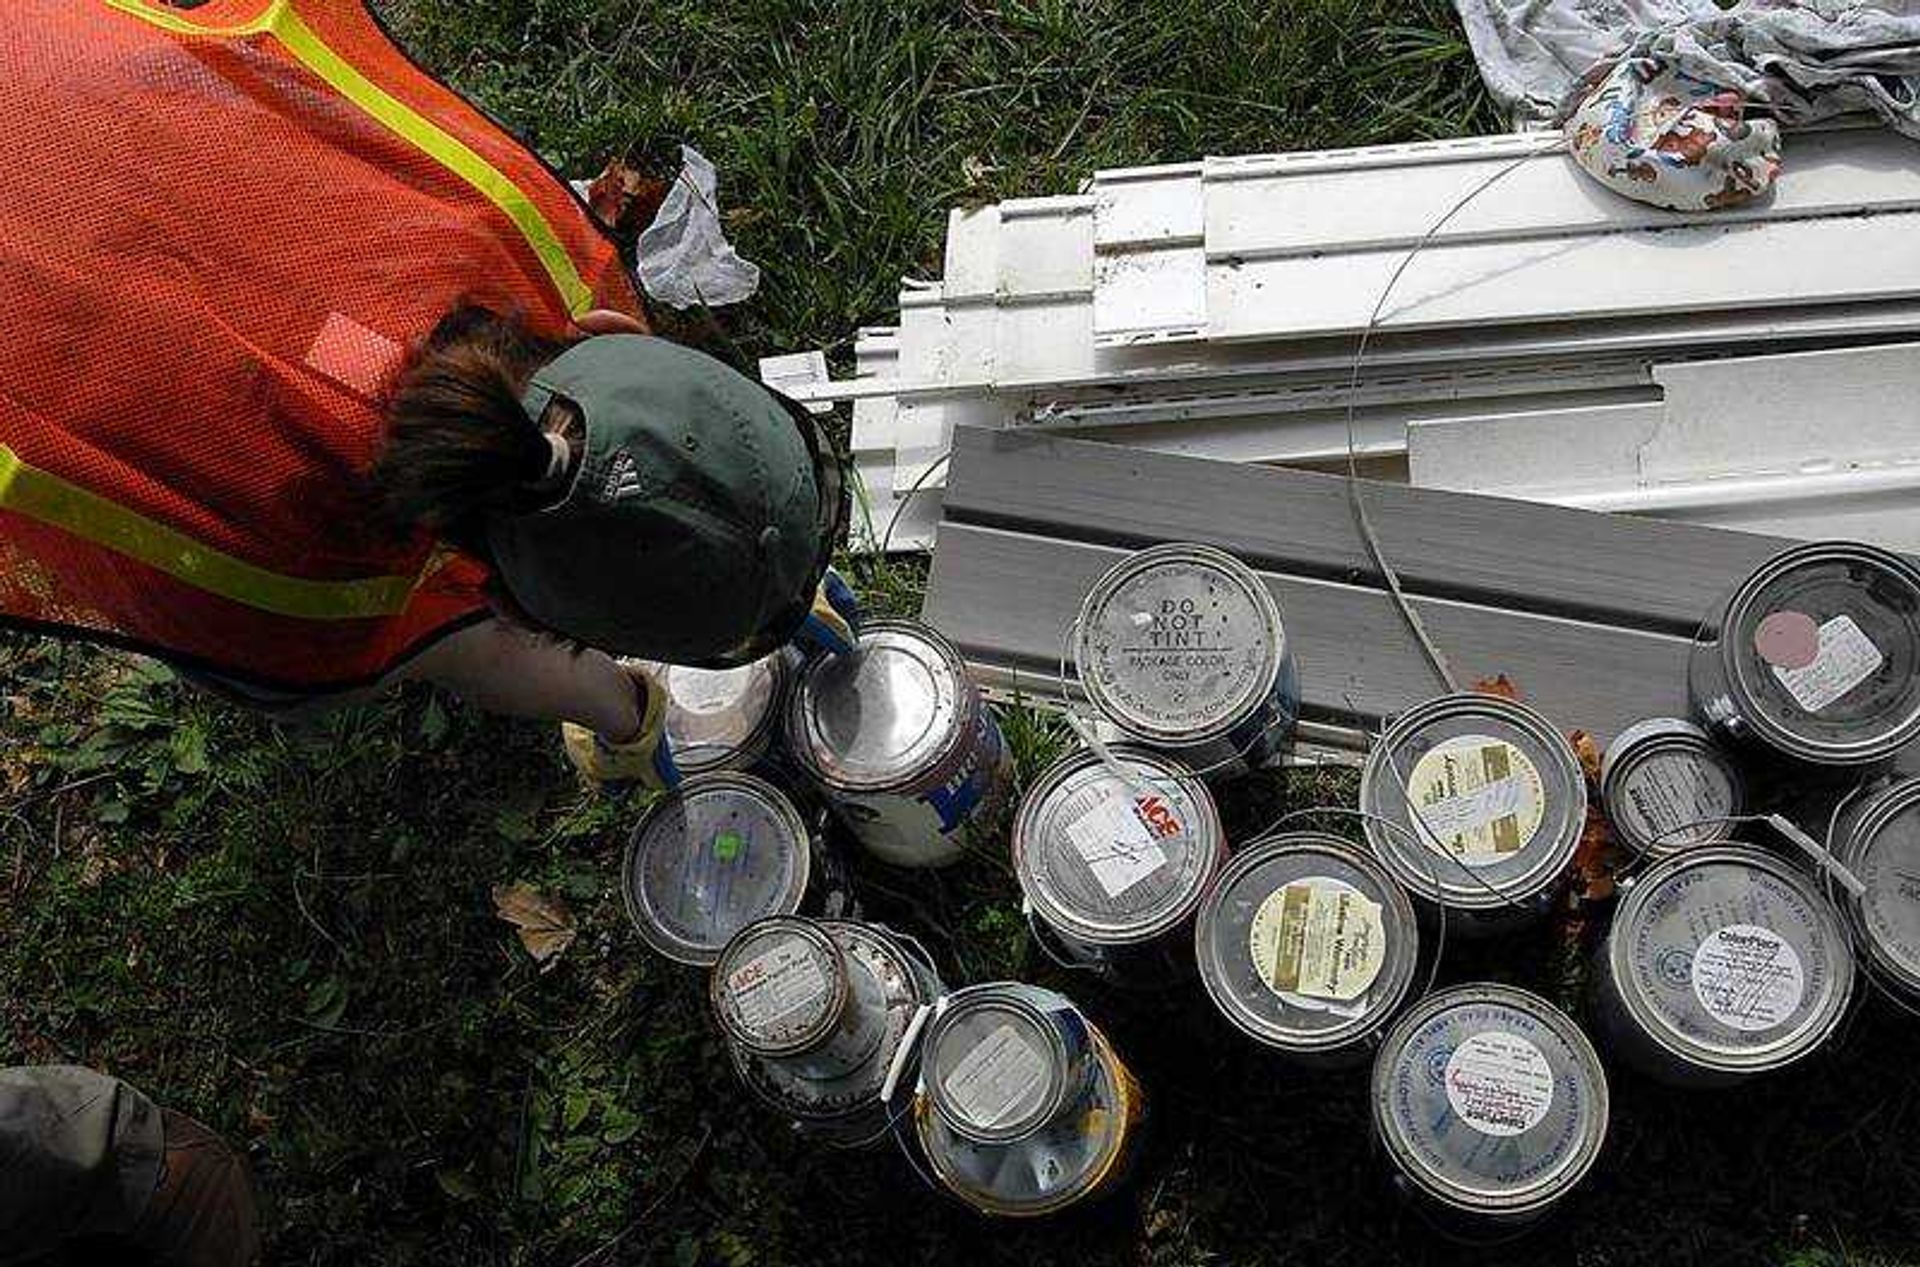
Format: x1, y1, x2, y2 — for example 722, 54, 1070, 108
1407, 735, 1547, 866
1062, 794, 1169, 899
1444, 1031, 1555, 1137
725, 945, 828, 1035
1616, 750, 1734, 851
1248, 877, 1386, 1006
1772, 615, 1883, 714
1691, 923, 1806, 1033
943, 1024, 1049, 1128
672, 664, 753, 715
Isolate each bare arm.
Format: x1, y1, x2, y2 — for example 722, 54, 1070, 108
400, 619, 641, 739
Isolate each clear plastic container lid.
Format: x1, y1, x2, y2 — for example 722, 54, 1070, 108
788, 621, 968, 791
1074, 544, 1285, 744
1195, 833, 1419, 1052
1360, 693, 1585, 911
1607, 845, 1855, 1072
711, 918, 845, 1056
1717, 543, 1920, 763
1013, 747, 1224, 945
622, 773, 811, 966
1371, 984, 1607, 1215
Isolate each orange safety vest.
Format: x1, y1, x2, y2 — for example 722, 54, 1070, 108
0, 0, 641, 692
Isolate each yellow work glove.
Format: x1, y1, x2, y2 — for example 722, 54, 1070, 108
562, 663, 682, 788
792, 567, 862, 658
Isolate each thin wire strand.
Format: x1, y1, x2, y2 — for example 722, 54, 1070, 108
1340, 135, 1573, 694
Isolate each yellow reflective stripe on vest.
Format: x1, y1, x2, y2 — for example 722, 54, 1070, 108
0, 446, 418, 620
101, 0, 595, 316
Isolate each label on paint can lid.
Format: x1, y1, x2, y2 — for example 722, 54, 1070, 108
724, 942, 831, 1037
1690, 923, 1806, 1033
1444, 1031, 1555, 1138
1061, 793, 1168, 899
942, 1023, 1051, 1130
1248, 877, 1384, 1005
1770, 615, 1884, 714
1407, 735, 1546, 866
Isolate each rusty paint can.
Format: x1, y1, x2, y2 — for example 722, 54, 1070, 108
1690, 541, 1920, 767
1360, 693, 1586, 936
1194, 832, 1420, 1066
1072, 543, 1299, 779
622, 772, 822, 967
786, 619, 1011, 868
1829, 775, 1920, 1004
1591, 844, 1856, 1086
1012, 745, 1226, 986
715, 916, 943, 1149
1599, 717, 1745, 860
913, 983, 1143, 1217
1371, 984, 1608, 1236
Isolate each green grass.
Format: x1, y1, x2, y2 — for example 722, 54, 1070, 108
5, 3, 1919, 1265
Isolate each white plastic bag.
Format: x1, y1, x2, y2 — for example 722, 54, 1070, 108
636, 145, 762, 309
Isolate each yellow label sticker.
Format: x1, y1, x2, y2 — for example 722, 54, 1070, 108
1406, 734, 1545, 866
1249, 877, 1386, 1002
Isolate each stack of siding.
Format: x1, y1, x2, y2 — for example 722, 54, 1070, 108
805, 126, 1920, 554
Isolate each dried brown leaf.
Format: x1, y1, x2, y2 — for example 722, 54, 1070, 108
491, 882, 577, 969
1472, 674, 1523, 702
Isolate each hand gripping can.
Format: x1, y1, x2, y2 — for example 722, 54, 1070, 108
1194, 832, 1421, 1067
1360, 693, 1586, 937
786, 619, 1011, 868
713, 916, 943, 1149
1829, 775, 1920, 1005
622, 772, 825, 966
1599, 717, 1746, 860
1370, 984, 1608, 1238
912, 983, 1143, 1218
1012, 746, 1226, 986
1591, 844, 1856, 1086
1072, 544, 1299, 780
1690, 541, 1920, 768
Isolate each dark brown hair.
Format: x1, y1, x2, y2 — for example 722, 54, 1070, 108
372, 304, 580, 555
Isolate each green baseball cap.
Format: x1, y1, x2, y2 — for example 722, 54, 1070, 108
485, 335, 844, 666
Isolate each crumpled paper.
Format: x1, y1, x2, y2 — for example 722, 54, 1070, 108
635, 144, 762, 309
1566, 44, 1782, 211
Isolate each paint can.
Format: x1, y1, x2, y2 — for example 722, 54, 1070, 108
622, 772, 822, 967
1011, 745, 1226, 986
1194, 832, 1420, 1066
786, 619, 1011, 868
1828, 776, 1920, 1005
1690, 541, 1920, 768
716, 916, 943, 1148
1071, 543, 1299, 779
1591, 844, 1856, 1086
639, 649, 797, 779
1359, 693, 1586, 936
1599, 717, 1745, 860
913, 983, 1143, 1217
1370, 984, 1608, 1236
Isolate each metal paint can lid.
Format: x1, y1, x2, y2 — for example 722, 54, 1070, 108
622, 772, 813, 966
1359, 693, 1586, 912
1073, 543, 1286, 746
1836, 777, 1920, 997
1195, 832, 1419, 1053
1371, 984, 1608, 1217
1606, 844, 1856, 1074
921, 984, 1081, 1144
1600, 718, 1743, 859
1013, 746, 1225, 945
643, 652, 788, 775
711, 917, 848, 1057
787, 620, 970, 792
730, 921, 940, 1134
1714, 541, 1920, 765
